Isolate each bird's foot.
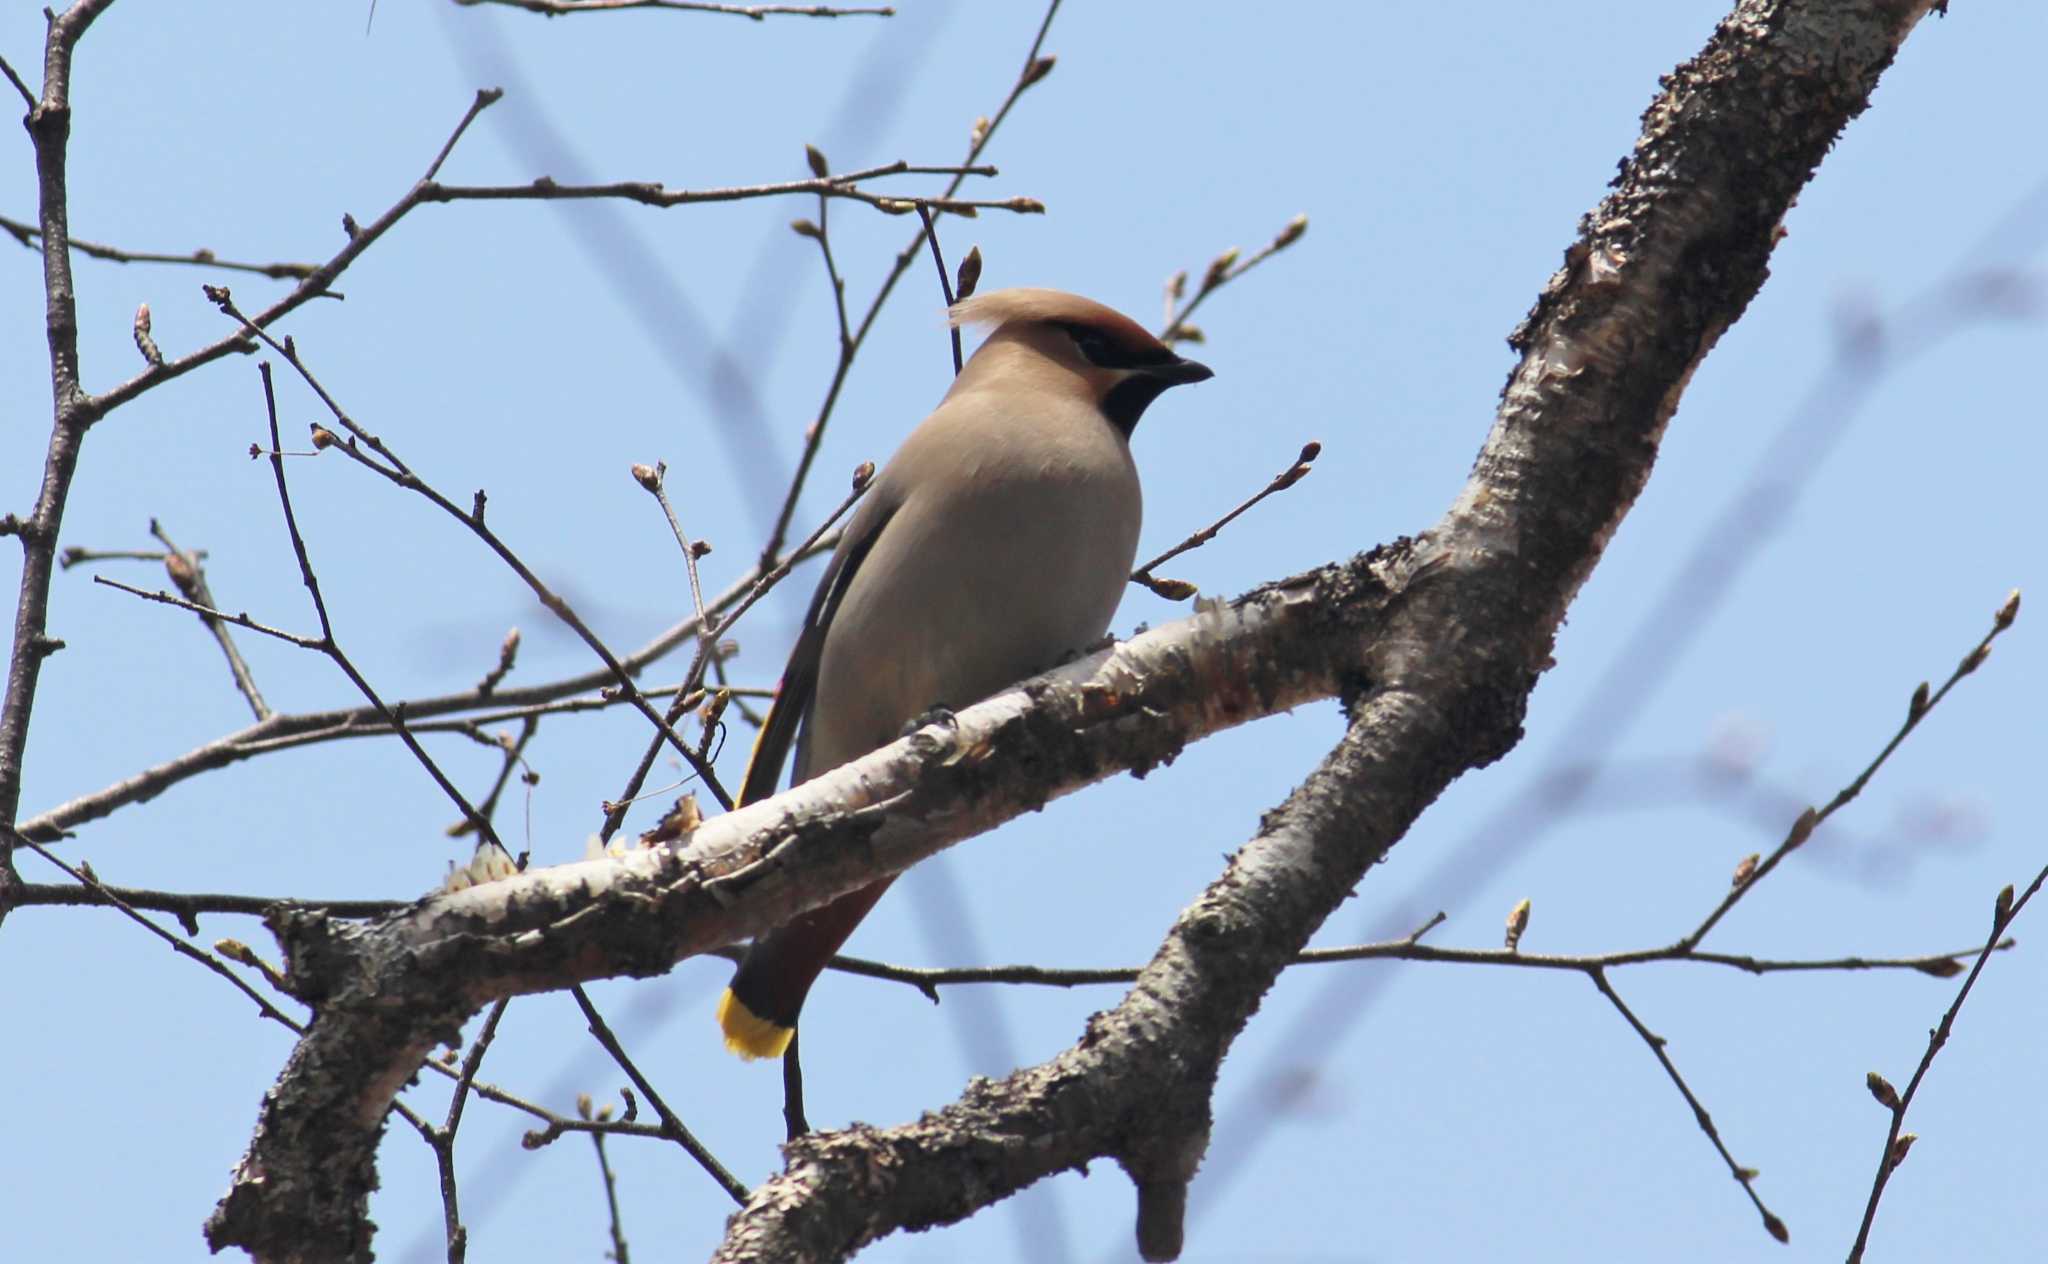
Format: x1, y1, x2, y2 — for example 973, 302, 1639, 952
900, 704, 957, 738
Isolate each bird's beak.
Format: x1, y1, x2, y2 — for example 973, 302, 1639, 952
1149, 355, 1213, 386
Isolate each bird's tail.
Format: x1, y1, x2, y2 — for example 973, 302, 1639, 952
719, 877, 896, 1059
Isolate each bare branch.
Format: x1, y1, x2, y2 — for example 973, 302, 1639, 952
419, 997, 510, 1263
450, 717, 540, 843
1590, 968, 1787, 1241
20, 841, 307, 1032
598, 461, 872, 841
0, 49, 33, 110
1159, 212, 1307, 346
416, 173, 1032, 219
1683, 588, 2022, 950
1847, 863, 2048, 1262
913, 202, 964, 374
89, 89, 509, 417
473, 627, 521, 697
148, 520, 272, 720
0, 211, 320, 279
634, 462, 717, 659
92, 574, 323, 650
817, 937, 2005, 997
588, 1125, 632, 1264
246, 362, 511, 849
570, 986, 750, 1204
0, 0, 121, 849
5, 878, 405, 927
216, 306, 734, 810
1131, 441, 1320, 600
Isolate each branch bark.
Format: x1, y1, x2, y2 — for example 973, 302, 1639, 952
0, 0, 118, 917
203, 559, 1383, 1258
200, 0, 1943, 1259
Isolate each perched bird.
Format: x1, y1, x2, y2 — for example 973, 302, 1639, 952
717, 287, 1214, 1060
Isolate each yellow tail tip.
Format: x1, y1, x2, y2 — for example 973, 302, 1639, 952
717, 987, 794, 1060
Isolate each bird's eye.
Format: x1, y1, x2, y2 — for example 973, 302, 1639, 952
1070, 329, 1111, 365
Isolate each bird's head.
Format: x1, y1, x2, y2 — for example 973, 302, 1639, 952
949, 288, 1213, 436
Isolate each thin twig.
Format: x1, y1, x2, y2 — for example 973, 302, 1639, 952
58, 546, 176, 567
599, 464, 872, 840
1589, 967, 1787, 1244
5, 879, 405, 927
814, 936, 2000, 1000
590, 1127, 632, 1264
1131, 442, 1320, 600
418, 176, 1033, 220
913, 203, 962, 374
423, 87, 503, 183
89, 90, 509, 420
19, 841, 307, 1032
1682, 589, 2021, 950
12, 845, 642, 1176
0, 212, 319, 279
0, 49, 34, 110
217, 303, 734, 810
453, 717, 540, 844
92, 576, 322, 649
474, 627, 521, 697
0, 87, 508, 811
636, 463, 715, 655
1846, 865, 2047, 1263
1158, 212, 1308, 345
253, 362, 509, 849
795, 175, 852, 353
518, 1110, 673, 1148
424, 998, 511, 1264
4, 88, 502, 822
569, 986, 750, 1205
149, 521, 271, 720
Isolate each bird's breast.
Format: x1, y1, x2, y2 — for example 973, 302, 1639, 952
798, 438, 1141, 779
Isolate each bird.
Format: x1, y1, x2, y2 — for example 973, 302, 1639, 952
717, 286, 1214, 1061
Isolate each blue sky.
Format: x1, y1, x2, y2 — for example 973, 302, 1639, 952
2, 3, 2043, 1262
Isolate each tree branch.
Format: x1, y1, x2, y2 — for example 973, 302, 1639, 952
205, 550, 1379, 1258
0, 0, 118, 867
1846, 864, 2048, 1262
0, 210, 321, 278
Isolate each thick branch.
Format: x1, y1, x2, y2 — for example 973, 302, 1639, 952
205, 561, 1378, 1258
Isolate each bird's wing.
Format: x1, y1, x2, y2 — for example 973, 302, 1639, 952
736, 499, 898, 806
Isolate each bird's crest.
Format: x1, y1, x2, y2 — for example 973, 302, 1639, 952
949, 287, 1167, 360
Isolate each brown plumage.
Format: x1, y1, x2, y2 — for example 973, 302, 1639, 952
718, 288, 1212, 1060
